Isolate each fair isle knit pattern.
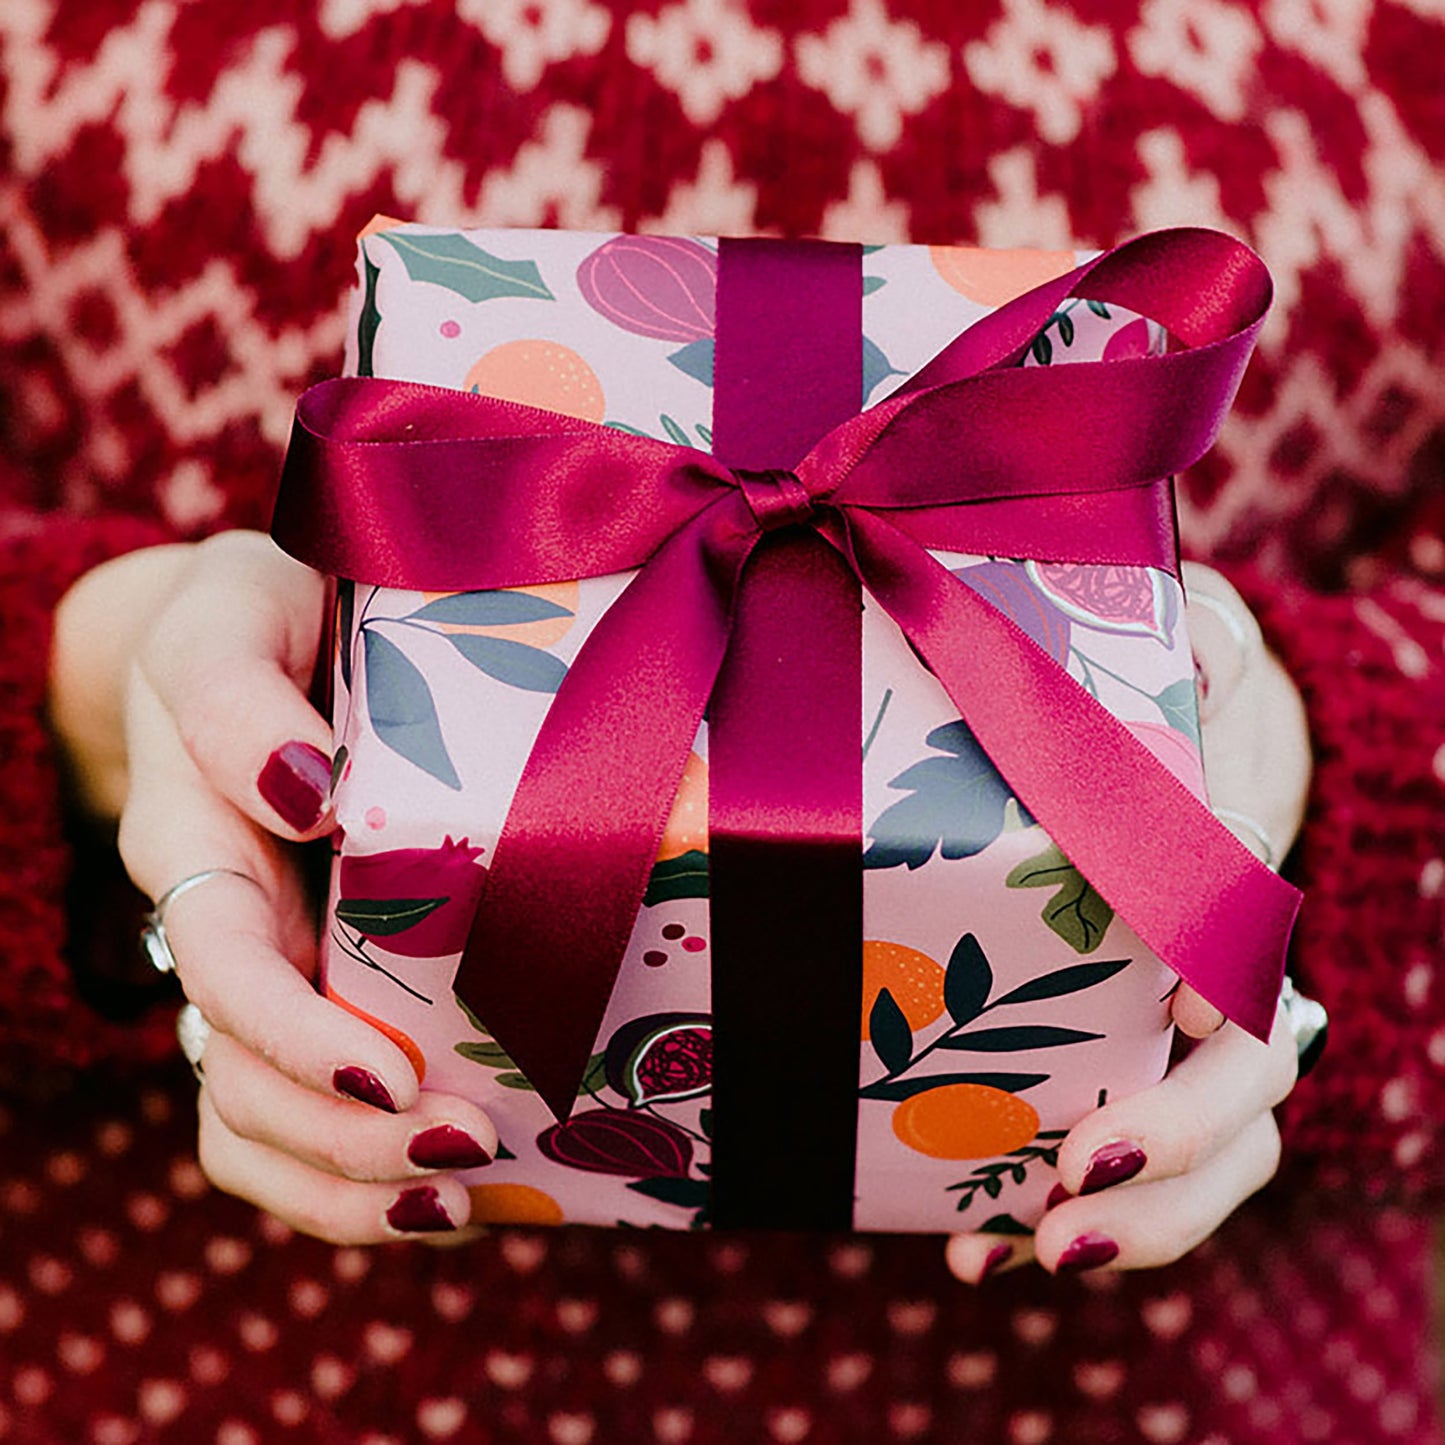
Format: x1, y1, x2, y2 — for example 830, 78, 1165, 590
1, 4, 1443, 1443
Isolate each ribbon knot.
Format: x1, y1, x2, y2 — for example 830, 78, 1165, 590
735, 467, 816, 531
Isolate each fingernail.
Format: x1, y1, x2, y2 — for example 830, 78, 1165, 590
979, 1242, 1013, 1280
334, 1066, 398, 1113
258, 741, 332, 831
386, 1185, 456, 1233
1045, 1182, 1073, 1211
1055, 1232, 1120, 1273
408, 1125, 493, 1171
1080, 1141, 1146, 1195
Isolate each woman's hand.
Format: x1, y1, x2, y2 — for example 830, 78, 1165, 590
947, 563, 1312, 1282
50, 532, 494, 1244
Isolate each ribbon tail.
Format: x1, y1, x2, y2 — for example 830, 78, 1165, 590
454, 502, 752, 1119
846, 510, 1298, 1042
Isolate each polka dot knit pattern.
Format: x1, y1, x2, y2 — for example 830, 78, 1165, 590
1, 3, 1443, 1442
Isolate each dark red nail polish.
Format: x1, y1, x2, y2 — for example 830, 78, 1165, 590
979, 1243, 1013, 1280
387, 1185, 456, 1233
1046, 1182, 1073, 1211
334, 1066, 397, 1113
1055, 1232, 1120, 1273
258, 741, 332, 831
408, 1125, 493, 1171
1080, 1141, 1146, 1195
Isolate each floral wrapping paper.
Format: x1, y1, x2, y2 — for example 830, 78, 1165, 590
320, 223, 1203, 1233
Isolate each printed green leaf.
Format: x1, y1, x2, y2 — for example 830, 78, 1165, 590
495, 1139, 517, 1161
580, 1051, 609, 1096
495, 1071, 537, 1090
329, 744, 348, 795
699, 1107, 713, 1139
410, 591, 572, 626
1086, 298, 1112, 319
858, 1072, 1047, 1102
660, 413, 691, 447
869, 988, 913, 1075
862, 275, 886, 295
336, 896, 447, 936
644, 850, 709, 906
944, 932, 993, 1025
1154, 677, 1202, 749
455, 1038, 517, 1067
1056, 312, 1075, 346
1031, 332, 1053, 366
667, 338, 715, 387
938, 1025, 1105, 1052
626, 1176, 711, 1210
337, 579, 356, 692
445, 632, 568, 693
992, 958, 1132, 1008
357, 248, 381, 377
377, 231, 554, 302
363, 629, 461, 789
864, 720, 1016, 871
977, 1213, 1034, 1234
1005, 842, 1115, 954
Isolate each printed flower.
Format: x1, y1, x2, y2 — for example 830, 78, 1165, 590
577, 235, 716, 343
536, 1108, 695, 1178
336, 836, 486, 958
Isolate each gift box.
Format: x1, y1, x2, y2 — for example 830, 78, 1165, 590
273, 223, 1297, 1233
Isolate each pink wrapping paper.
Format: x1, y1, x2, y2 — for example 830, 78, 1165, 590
320, 223, 1202, 1233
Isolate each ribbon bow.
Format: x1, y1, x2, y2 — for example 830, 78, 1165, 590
275, 228, 1300, 1132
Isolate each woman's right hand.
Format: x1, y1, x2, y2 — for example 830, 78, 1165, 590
51, 531, 496, 1244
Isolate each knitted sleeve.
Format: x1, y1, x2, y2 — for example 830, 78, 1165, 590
0, 506, 182, 1095
1226, 567, 1445, 1206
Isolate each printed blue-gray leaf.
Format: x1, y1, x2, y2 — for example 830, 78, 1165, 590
1154, 677, 1202, 749
862, 336, 903, 404
363, 629, 461, 789
445, 632, 568, 693
409, 590, 572, 626
377, 231, 554, 302
863, 720, 1015, 870
667, 338, 714, 387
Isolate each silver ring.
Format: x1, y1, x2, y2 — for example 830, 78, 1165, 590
1281, 976, 1328, 1078
140, 868, 256, 976
176, 1003, 212, 1083
1212, 807, 1277, 870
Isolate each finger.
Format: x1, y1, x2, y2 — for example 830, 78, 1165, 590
1181, 562, 1260, 722
1054, 1003, 1297, 1197
121, 688, 420, 1110
1034, 1112, 1282, 1274
1169, 983, 1224, 1039
197, 1088, 480, 1246
138, 531, 334, 841
944, 1231, 1036, 1285
202, 1028, 497, 1183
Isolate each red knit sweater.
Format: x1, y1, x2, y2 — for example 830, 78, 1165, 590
1, 4, 1443, 1442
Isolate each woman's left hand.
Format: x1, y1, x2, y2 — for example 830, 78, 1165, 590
947, 563, 1311, 1281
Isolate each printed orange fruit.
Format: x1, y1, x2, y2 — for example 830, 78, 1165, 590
464, 339, 606, 422
928, 246, 1076, 307
323, 983, 428, 1084
861, 940, 945, 1039
657, 751, 708, 861
466, 1182, 565, 1227
420, 580, 580, 650
891, 1083, 1040, 1160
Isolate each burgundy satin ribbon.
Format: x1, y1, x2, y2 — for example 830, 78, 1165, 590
273, 228, 1301, 1123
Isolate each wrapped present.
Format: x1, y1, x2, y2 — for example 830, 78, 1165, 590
273, 225, 1299, 1233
